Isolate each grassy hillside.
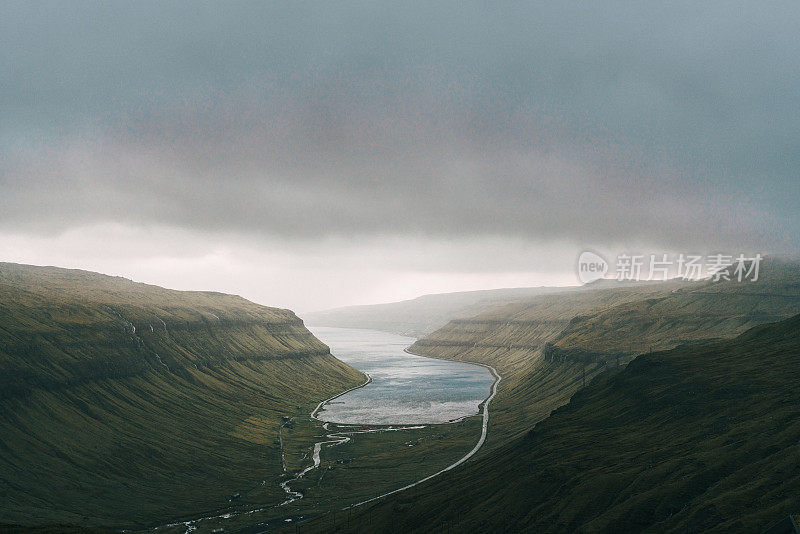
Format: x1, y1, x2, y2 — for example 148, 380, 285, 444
409, 280, 691, 446
0, 263, 364, 529
303, 286, 571, 338
302, 313, 800, 533
409, 258, 800, 449
546, 256, 800, 361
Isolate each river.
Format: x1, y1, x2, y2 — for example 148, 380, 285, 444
155, 326, 500, 531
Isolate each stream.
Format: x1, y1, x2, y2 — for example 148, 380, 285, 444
156, 327, 497, 532
277, 327, 496, 504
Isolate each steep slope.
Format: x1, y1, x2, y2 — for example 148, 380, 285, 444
314, 313, 800, 533
409, 280, 692, 446
410, 258, 800, 448
304, 286, 570, 338
546, 256, 800, 362
0, 263, 364, 528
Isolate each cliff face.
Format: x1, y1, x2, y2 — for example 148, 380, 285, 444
0, 262, 330, 390
0, 263, 363, 527
546, 256, 800, 360
333, 314, 800, 534
410, 281, 688, 362
408, 282, 690, 446
410, 258, 800, 448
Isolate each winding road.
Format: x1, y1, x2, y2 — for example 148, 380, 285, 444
280, 372, 427, 505
281, 355, 502, 509
155, 345, 502, 532
350, 361, 501, 508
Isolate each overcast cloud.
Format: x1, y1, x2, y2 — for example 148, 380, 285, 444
1, 2, 798, 310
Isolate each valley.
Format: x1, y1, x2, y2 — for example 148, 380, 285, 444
3, 259, 799, 533
0, 263, 366, 529
0, 265, 500, 533
301, 312, 800, 533
6, 4, 799, 533
288, 257, 800, 532
154, 327, 499, 533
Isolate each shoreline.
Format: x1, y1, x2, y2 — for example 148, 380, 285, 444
154, 334, 501, 531
349, 347, 501, 508
310, 371, 372, 420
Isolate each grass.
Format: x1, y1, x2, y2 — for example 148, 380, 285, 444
169, 418, 483, 533
410, 257, 800, 452
8, 259, 798, 531
298, 313, 800, 533
0, 263, 365, 528
0, 263, 494, 533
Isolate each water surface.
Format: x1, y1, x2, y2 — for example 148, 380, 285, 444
308, 326, 494, 425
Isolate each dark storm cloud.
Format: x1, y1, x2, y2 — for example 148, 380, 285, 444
1, 1, 798, 252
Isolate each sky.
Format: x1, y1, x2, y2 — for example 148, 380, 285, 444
1, 1, 798, 312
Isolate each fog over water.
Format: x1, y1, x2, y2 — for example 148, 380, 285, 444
309, 326, 494, 425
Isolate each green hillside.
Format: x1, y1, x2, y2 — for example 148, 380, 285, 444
409, 258, 800, 449
0, 263, 364, 529
547, 256, 800, 361
304, 313, 800, 533
409, 280, 691, 447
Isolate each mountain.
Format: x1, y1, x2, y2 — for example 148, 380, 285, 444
308, 313, 800, 533
408, 279, 691, 447
303, 286, 573, 338
545, 256, 800, 362
0, 263, 364, 529
409, 257, 800, 448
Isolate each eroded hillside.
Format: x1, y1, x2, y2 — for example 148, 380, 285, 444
304, 313, 800, 533
410, 258, 800, 448
0, 263, 364, 528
